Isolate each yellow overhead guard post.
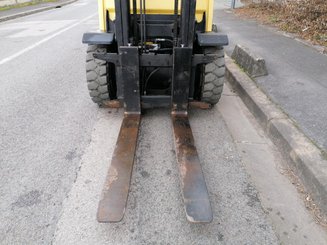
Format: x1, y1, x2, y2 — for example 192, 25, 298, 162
98, 0, 214, 32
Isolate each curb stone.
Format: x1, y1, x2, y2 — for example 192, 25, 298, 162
225, 55, 327, 215
0, 0, 78, 22
231, 44, 268, 78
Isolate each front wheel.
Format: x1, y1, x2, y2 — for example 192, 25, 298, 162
201, 47, 225, 105
85, 45, 116, 106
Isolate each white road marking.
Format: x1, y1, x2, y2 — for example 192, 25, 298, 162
72, 3, 88, 6
0, 13, 97, 66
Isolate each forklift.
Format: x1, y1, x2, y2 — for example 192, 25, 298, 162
82, 0, 228, 223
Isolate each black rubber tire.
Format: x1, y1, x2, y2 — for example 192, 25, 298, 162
201, 47, 225, 105
86, 45, 110, 105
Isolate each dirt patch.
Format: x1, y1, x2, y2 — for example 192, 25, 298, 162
235, 0, 327, 50
277, 164, 327, 228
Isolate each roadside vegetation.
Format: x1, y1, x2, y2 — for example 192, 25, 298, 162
235, 0, 327, 48
0, 0, 57, 11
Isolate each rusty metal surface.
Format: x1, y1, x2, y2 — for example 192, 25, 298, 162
97, 114, 141, 223
189, 101, 212, 110
102, 100, 122, 108
102, 100, 211, 110
171, 113, 213, 223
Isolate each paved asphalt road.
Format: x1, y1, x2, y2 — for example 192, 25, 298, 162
0, 0, 326, 244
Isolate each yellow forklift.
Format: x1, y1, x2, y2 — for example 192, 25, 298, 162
82, 0, 228, 223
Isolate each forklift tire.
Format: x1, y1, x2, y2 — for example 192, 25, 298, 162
201, 47, 225, 105
86, 45, 110, 106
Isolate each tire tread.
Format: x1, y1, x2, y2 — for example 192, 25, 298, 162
201, 47, 225, 105
86, 45, 109, 106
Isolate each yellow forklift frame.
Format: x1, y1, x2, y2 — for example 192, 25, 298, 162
98, 0, 214, 32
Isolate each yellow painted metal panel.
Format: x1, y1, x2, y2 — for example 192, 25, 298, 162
206, 0, 213, 31
99, 0, 213, 32
98, 0, 106, 31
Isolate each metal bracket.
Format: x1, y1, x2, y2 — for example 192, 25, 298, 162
94, 52, 218, 68
172, 47, 193, 112
196, 33, 229, 47
82, 32, 115, 45
192, 54, 218, 66
93, 53, 121, 65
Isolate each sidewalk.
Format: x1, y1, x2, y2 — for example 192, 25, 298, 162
213, 6, 327, 153
0, 0, 77, 22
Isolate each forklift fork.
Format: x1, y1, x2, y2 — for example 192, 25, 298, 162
171, 47, 212, 223
97, 114, 140, 222
171, 113, 213, 223
97, 46, 141, 223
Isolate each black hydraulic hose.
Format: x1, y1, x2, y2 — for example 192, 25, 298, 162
149, 47, 173, 52
144, 68, 160, 95
133, 0, 137, 45
140, 0, 143, 52
174, 0, 179, 46
143, 0, 146, 51
155, 38, 174, 44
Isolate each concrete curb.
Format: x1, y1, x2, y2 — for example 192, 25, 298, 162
0, 0, 77, 22
231, 44, 268, 78
225, 55, 327, 215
